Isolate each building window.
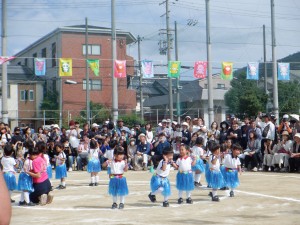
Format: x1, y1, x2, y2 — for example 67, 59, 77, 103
41, 48, 47, 58
29, 90, 34, 101
20, 90, 26, 101
82, 44, 101, 55
52, 42, 56, 67
83, 79, 102, 90
217, 83, 225, 89
25, 58, 28, 66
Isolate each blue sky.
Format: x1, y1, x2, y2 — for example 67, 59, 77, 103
2, 0, 300, 79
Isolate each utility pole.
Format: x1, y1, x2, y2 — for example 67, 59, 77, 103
271, 0, 279, 122
85, 17, 90, 125
111, 0, 118, 123
206, 0, 214, 126
174, 21, 180, 124
1, 0, 8, 124
137, 35, 144, 121
160, 0, 173, 121
263, 24, 267, 95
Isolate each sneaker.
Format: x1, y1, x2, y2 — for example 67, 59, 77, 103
229, 191, 234, 197
25, 202, 36, 207
19, 201, 26, 206
212, 196, 220, 202
119, 203, 124, 209
252, 167, 258, 172
186, 197, 193, 204
148, 193, 157, 203
47, 194, 54, 204
194, 182, 202, 187
39, 194, 48, 206
60, 185, 66, 189
178, 198, 183, 204
112, 203, 118, 209
89, 183, 95, 186
163, 201, 169, 207
11, 199, 15, 203
68, 167, 73, 172
258, 167, 263, 171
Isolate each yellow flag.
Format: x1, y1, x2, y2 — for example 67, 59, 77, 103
59, 58, 72, 76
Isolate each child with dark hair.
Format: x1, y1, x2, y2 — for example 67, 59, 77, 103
102, 146, 128, 209
208, 143, 225, 202
1, 144, 18, 202
223, 144, 242, 197
104, 140, 117, 175
191, 137, 206, 187
148, 147, 176, 207
87, 139, 101, 186
55, 143, 67, 189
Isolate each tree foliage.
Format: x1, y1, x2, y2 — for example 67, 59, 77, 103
224, 72, 268, 117
278, 80, 300, 114
78, 102, 110, 124
40, 91, 59, 123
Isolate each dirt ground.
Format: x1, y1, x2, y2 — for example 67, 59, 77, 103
10, 170, 300, 225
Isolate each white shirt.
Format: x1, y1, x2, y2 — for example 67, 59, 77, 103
67, 129, 81, 148
176, 156, 192, 172
223, 154, 241, 169
104, 149, 114, 160
56, 152, 66, 166
43, 154, 51, 166
209, 155, 221, 172
191, 146, 204, 158
258, 121, 275, 140
273, 140, 293, 153
89, 148, 100, 159
22, 157, 33, 173
146, 130, 154, 143
156, 159, 171, 177
1, 156, 16, 172
108, 160, 126, 174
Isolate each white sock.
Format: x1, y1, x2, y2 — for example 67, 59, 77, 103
195, 174, 201, 183
61, 181, 66, 186
24, 192, 30, 203
120, 196, 125, 204
113, 196, 117, 203
91, 176, 95, 184
151, 187, 164, 195
186, 191, 191, 198
178, 191, 183, 198
95, 176, 99, 183
212, 190, 217, 197
164, 196, 168, 202
20, 192, 25, 202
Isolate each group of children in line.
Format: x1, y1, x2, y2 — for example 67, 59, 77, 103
1, 136, 242, 209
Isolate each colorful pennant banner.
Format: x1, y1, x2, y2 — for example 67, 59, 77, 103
59, 58, 72, 76
141, 60, 154, 78
221, 62, 233, 80
114, 60, 126, 78
0, 56, 15, 65
246, 62, 259, 80
87, 59, 100, 76
194, 61, 207, 79
34, 58, 46, 76
168, 61, 181, 78
278, 63, 290, 81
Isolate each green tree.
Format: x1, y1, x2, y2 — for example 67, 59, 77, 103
278, 80, 300, 114
78, 102, 110, 124
40, 91, 59, 124
224, 72, 268, 117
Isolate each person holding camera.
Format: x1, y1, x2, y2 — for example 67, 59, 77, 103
278, 114, 292, 136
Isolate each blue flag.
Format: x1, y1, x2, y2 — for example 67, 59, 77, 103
34, 58, 46, 76
246, 62, 259, 80
278, 63, 290, 80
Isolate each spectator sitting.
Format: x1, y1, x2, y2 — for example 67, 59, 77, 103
227, 122, 242, 145
135, 134, 150, 171
272, 131, 292, 172
181, 122, 191, 146
127, 138, 137, 170
152, 133, 170, 168
263, 139, 274, 171
219, 121, 229, 144
76, 135, 89, 171
289, 133, 300, 173
172, 136, 181, 161
244, 131, 261, 172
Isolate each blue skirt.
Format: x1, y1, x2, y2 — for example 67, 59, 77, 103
87, 159, 101, 173
47, 165, 52, 179
17, 172, 34, 192
220, 165, 226, 177
150, 175, 171, 197
4, 172, 17, 191
176, 171, 194, 191
224, 169, 240, 189
108, 176, 129, 196
208, 170, 225, 190
55, 164, 67, 179
192, 158, 205, 173
205, 163, 211, 184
